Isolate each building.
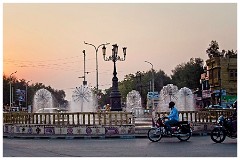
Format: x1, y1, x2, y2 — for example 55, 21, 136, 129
198, 72, 211, 108
205, 54, 237, 107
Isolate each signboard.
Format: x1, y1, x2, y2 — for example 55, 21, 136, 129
147, 92, 159, 99
16, 89, 26, 102
213, 90, 226, 96
221, 95, 237, 103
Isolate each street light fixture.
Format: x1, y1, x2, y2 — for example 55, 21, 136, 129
144, 61, 154, 93
84, 41, 110, 91
26, 80, 32, 111
9, 71, 17, 112
103, 44, 127, 111
81, 50, 90, 85
145, 61, 155, 111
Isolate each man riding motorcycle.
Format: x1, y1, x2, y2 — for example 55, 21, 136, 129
164, 101, 179, 134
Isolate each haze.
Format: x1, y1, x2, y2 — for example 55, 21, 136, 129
3, 3, 237, 100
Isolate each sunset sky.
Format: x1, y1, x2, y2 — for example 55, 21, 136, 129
2, 2, 237, 100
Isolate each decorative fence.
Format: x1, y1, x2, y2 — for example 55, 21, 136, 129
3, 109, 235, 137
3, 111, 135, 137
3, 111, 134, 126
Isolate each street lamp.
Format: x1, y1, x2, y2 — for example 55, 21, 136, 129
102, 44, 127, 111
9, 71, 17, 112
84, 41, 110, 91
145, 61, 155, 111
144, 61, 154, 93
80, 50, 90, 85
26, 80, 32, 111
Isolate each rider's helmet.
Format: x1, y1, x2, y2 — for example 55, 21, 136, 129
169, 101, 175, 109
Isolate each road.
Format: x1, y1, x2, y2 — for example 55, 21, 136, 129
3, 136, 237, 157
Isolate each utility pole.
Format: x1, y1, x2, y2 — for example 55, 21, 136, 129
144, 61, 155, 110
26, 80, 32, 111
9, 71, 17, 112
79, 50, 89, 85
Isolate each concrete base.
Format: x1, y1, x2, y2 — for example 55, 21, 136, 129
3, 122, 215, 139
3, 124, 135, 138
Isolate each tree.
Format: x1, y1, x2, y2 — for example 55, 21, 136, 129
171, 58, 204, 90
118, 70, 171, 107
154, 69, 172, 92
206, 40, 221, 58
3, 74, 11, 106
224, 49, 237, 58
3, 75, 67, 110
98, 88, 111, 108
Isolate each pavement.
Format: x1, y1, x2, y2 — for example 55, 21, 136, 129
3, 135, 237, 157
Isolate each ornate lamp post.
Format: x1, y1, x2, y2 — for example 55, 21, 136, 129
102, 44, 127, 111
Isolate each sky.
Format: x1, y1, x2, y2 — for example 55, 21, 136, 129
2, 1, 238, 101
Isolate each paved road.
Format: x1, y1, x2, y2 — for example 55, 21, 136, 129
3, 136, 237, 157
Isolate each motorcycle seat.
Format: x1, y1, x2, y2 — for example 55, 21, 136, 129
170, 121, 189, 126
177, 121, 189, 124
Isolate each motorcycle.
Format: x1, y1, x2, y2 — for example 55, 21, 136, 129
210, 115, 237, 143
147, 117, 192, 142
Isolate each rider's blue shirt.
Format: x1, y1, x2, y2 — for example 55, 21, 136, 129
168, 107, 179, 121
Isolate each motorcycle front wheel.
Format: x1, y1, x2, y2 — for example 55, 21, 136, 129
177, 129, 192, 141
210, 127, 226, 143
147, 128, 162, 142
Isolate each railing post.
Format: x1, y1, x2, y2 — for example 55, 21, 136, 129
88, 113, 90, 125
190, 112, 193, 122
77, 113, 80, 125
194, 111, 197, 122
103, 113, 106, 125
109, 113, 112, 125
115, 113, 117, 125
83, 113, 85, 125
93, 113, 95, 125
53, 113, 55, 125
98, 112, 101, 125
120, 112, 123, 125
48, 113, 51, 124
67, 114, 70, 125
72, 113, 75, 125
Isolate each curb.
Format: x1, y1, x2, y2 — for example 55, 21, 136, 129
3, 134, 136, 139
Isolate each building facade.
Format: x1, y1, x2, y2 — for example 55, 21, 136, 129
205, 54, 237, 107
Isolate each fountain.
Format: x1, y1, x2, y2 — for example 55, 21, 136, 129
126, 90, 144, 117
33, 88, 55, 113
157, 84, 179, 112
70, 85, 97, 112
157, 84, 195, 112
176, 87, 195, 111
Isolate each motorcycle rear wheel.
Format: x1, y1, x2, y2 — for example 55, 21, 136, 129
210, 127, 226, 143
177, 129, 192, 141
148, 128, 162, 142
